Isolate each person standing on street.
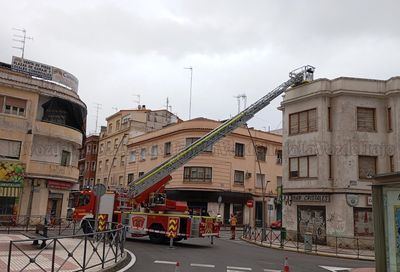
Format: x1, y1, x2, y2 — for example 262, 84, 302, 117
229, 213, 237, 239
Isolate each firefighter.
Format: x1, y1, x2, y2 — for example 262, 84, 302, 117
229, 213, 238, 240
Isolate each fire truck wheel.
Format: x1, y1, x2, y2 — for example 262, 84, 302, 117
148, 224, 166, 244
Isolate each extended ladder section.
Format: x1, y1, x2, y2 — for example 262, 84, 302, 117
129, 65, 315, 198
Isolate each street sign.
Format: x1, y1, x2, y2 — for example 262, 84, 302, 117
93, 184, 106, 197
246, 200, 254, 208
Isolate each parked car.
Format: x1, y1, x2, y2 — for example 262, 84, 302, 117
270, 220, 282, 229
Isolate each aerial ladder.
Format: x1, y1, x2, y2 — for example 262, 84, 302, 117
129, 65, 315, 206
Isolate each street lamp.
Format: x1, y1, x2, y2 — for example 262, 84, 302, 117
184, 67, 193, 120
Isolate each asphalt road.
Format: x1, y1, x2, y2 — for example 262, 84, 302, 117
124, 232, 374, 272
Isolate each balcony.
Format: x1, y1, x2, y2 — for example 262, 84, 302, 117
33, 120, 83, 145
27, 160, 79, 183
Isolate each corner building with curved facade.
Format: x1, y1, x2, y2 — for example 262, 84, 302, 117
0, 59, 86, 219
125, 118, 283, 226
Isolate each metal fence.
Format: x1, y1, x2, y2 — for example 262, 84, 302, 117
1, 215, 127, 272
242, 225, 375, 260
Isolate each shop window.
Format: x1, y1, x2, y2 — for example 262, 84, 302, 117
358, 156, 376, 179
164, 142, 171, 156
0, 139, 21, 160
354, 208, 373, 236
234, 170, 245, 185
289, 108, 317, 135
183, 167, 212, 182
235, 143, 245, 157
357, 107, 376, 132
61, 150, 71, 166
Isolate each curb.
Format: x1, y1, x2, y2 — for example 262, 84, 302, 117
240, 237, 375, 262
101, 249, 136, 272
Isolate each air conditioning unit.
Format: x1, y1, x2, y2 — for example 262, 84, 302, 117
245, 172, 252, 179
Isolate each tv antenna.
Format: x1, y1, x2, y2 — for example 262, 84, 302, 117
94, 103, 102, 134
165, 97, 172, 112
133, 94, 141, 107
234, 94, 247, 113
12, 28, 33, 59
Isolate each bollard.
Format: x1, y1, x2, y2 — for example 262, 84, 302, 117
169, 237, 174, 249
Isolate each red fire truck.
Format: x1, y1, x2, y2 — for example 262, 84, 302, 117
73, 66, 315, 243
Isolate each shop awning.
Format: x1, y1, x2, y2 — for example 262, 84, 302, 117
0, 186, 22, 197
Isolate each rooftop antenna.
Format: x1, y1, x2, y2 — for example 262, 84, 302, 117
166, 97, 169, 110
94, 103, 102, 134
133, 94, 141, 107
112, 107, 118, 112
234, 94, 247, 114
12, 28, 33, 59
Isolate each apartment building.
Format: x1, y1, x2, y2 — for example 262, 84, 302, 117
95, 106, 179, 188
0, 58, 86, 218
125, 118, 283, 226
280, 75, 400, 244
78, 134, 99, 188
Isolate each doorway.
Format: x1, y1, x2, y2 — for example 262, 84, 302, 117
47, 193, 63, 224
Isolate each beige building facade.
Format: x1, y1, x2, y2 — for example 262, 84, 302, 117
95, 106, 179, 188
280, 76, 400, 243
0, 60, 86, 219
126, 118, 283, 226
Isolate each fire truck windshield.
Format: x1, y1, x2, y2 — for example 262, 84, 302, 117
77, 194, 90, 207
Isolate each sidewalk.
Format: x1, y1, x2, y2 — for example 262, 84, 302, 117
0, 233, 125, 272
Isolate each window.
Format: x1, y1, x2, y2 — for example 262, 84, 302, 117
139, 172, 144, 177
329, 155, 333, 179
186, 137, 212, 152
61, 150, 71, 166
119, 175, 123, 184
1, 96, 27, 117
129, 151, 136, 162
0, 139, 21, 159
120, 155, 125, 166
98, 161, 102, 171
108, 123, 113, 134
358, 156, 377, 179
92, 145, 97, 154
388, 107, 392, 131
85, 161, 89, 172
256, 173, 265, 188
105, 159, 109, 170
91, 161, 96, 171
114, 138, 119, 149
390, 156, 394, 172
235, 143, 245, 157
104, 177, 107, 183
183, 167, 212, 182
86, 145, 91, 154
106, 141, 111, 151
354, 208, 374, 236
256, 146, 267, 161
116, 120, 120, 131
276, 150, 283, 164
357, 107, 376, 132
140, 148, 146, 161
100, 143, 104, 153
289, 108, 317, 135
289, 155, 317, 178
151, 145, 158, 158
164, 142, 171, 156
328, 107, 332, 131
234, 170, 245, 185
127, 173, 134, 184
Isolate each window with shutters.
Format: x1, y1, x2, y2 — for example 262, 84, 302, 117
140, 148, 146, 161
358, 156, 377, 179
234, 170, 245, 185
289, 108, 317, 135
357, 107, 376, 132
151, 145, 158, 159
61, 150, 71, 166
276, 150, 283, 164
0, 139, 21, 160
256, 146, 267, 161
256, 173, 265, 188
183, 167, 212, 182
289, 155, 318, 178
127, 173, 134, 184
235, 143, 245, 157
164, 142, 171, 156
1, 96, 27, 117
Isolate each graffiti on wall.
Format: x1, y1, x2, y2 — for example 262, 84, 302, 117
297, 205, 327, 244
0, 161, 25, 183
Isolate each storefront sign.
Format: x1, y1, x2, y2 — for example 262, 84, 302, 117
11, 56, 79, 92
48, 180, 73, 190
291, 194, 330, 203
246, 200, 254, 208
0, 161, 25, 183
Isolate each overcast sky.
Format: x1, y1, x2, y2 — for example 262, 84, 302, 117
1, 0, 399, 134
